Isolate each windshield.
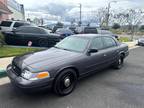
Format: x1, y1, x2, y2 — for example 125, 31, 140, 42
55, 36, 89, 52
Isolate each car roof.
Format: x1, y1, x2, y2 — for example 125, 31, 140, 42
72, 34, 113, 39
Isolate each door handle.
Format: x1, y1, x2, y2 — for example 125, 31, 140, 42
104, 54, 107, 57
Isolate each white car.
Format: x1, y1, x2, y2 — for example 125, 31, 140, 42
0, 20, 31, 32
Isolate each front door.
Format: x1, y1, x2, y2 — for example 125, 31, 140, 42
84, 37, 107, 73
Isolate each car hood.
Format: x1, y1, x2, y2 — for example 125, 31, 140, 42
13, 48, 80, 70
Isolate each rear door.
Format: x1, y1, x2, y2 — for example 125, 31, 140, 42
101, 36, 119, 65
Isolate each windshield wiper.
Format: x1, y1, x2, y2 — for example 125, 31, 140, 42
54, 46, 61, 49
54, 46, 71, 51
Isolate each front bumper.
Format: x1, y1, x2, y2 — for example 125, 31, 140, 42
6, 65, 54, 92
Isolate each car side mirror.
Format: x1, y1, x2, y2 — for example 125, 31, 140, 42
88, 49, 98, 54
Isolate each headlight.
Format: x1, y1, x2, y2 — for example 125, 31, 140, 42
21, 70, 50, 80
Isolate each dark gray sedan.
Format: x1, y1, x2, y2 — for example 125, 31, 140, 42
6, 34, 129, 96
3, 26, 62, 47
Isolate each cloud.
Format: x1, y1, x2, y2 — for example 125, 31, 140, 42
16, 0, 144, 21
40, 3, 75, 16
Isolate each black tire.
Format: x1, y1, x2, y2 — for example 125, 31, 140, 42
38, 39, 48, 47
113, 55, 124, 69
53, 69, 77, 96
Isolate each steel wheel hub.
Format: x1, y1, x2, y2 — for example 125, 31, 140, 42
119, 59, 122, 65
64, 77, 71, 87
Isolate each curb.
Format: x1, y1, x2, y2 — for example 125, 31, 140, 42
0, 69, 7, 78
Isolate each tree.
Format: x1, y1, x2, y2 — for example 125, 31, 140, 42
112, 9, 144, 40
140, 25, 144, 31
112, 23, 121, 29
96, 8, 108, 27
112, 12, 128, 28
125, 9, 144, 40
89, 8, 107, 27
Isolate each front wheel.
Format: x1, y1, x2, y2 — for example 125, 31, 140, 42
53, 69, 77, 96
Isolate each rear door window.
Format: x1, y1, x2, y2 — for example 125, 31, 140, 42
16, 27, 47, 34
0, 21, 12, 27
102, 37, 117, 48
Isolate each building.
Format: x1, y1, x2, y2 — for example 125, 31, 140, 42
7, 0, 25, 20
0, 0, 12, 21
0, 0, 25, 21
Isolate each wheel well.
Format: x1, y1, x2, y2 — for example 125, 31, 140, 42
57, 67, 80, 78
120, 52, 125, 58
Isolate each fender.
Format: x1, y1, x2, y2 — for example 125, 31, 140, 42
55, 65, 80, 78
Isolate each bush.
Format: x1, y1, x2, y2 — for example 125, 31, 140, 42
119, 37, 130, 42
112, 23, 121, 29
0, 32, 5, 47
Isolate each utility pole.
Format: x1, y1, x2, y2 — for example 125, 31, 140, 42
106, 1, 117, 27
79, 3, 82, 26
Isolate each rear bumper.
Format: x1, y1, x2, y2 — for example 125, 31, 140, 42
6, 65, 54, 92
138, 42, 144, 46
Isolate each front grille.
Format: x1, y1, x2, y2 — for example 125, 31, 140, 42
12, 62, 21, 76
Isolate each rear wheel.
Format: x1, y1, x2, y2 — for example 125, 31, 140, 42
53, 69, 77, 96
38, 39, 48, 47
113, 55, 124, 69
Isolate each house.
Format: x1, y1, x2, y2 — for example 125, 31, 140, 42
0, 0, 25, 21
0, 0, 12, 21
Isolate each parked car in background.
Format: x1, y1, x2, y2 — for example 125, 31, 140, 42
75, 27, 98, 34
83, 27, 98, 34
0, 20, 31, 32
52, 23, 63, 33
68, 26, 77, 33
137, 37, 144, 46
38, 26, 52, 33
98, 30, 119, 39
3, 26, 63, 47
55, 28, 74, 37
6, 34, 129, 96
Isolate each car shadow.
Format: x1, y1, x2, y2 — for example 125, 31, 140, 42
0, 66, 126, 108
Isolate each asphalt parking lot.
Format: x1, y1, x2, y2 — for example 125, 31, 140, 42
0, 47, 144, 108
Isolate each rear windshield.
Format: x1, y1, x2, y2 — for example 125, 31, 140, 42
0, 21, 12, 27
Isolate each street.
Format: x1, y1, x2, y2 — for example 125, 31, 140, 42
0, 47, 144, 108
